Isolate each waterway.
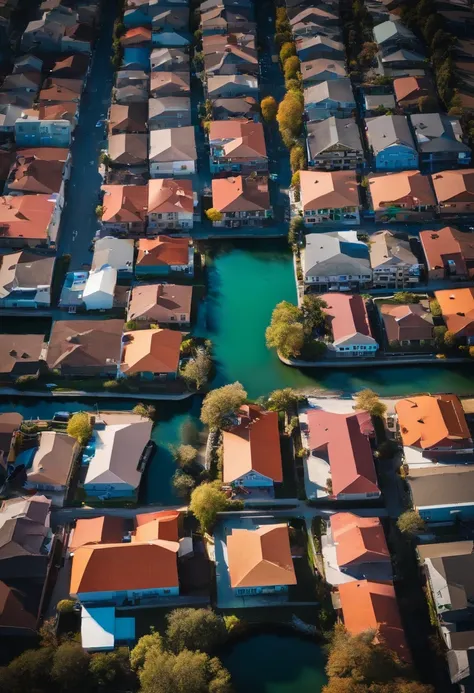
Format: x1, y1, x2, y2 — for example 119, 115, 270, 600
221, 633, 327, 693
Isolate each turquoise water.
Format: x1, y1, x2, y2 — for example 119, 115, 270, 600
221, 634, 327, 693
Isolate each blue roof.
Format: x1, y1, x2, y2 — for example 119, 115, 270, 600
14, 447, 37, 469
124, 47, 150, 68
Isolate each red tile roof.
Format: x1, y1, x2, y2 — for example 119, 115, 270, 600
136, 235, 189, 267
211, 175, 270, 212
395, 394, 471, 449
69, 516, 125, 552
330, 512, 390, 567
209, 119, 267, 159
420, 226, 474, 276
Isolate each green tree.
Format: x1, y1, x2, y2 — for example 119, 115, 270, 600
433, 325, 447, 349
99, 152, 112, 167
200, 382, 247, 429
89, 649, 133, 691
290, 144, 306, 173
206, 208, 223, 222
267, 388, 299, 413
51, 642, 90, 692
5, 647, 54, 693
301, 295, 328, 334
291, 170, 301, 189
277, 91, 304, 140
224, 614, 244, 633
260, 95, 278, 121
95, 204, 104, 218
67, 412, 92, 445
266, 319, 304, 359
166, 608, 227, 654
139, 648, 232, 693
57, 599, 76, 613
125, 319, 138, 330
443, 330, 457, 348
393, 292, 420, 304
182, 350, 212, 391
397, 510, 426, 535
190, 481, 228, 533
354, 389, 387, 417
283, 55, 300, 81
279, 41, 296, 64
130, 632, 164, 671
417, 95, 438, 113
429, 299, 441, 317
172, 471, 196, 499
132, 403, 156, 420
173, 444, 198, 467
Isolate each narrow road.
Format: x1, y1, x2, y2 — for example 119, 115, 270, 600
56, 0, 117, 269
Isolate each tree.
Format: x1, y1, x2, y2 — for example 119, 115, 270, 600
200, 382, 247, 429
6, 647, 54, 693
99, 152, 111, 167
260, 95, 278, 121
67, 412, 92, 445
173, 444, 198, 467
224, 614, 244, 633
469, 346, 474, 358
125, 319, 138, 330
290, 144, 306, 173
190, 481, 228, 533
323, 679, 369, 693
277, 91, 304, 140
429, 299, 441, 317
267, 388, 299, 413
51, 642, 90, 692
301, 294, 328, 334
172, 471, 196, 499
95, 204, 104, 218
166, 608, 227, 654
132, 403, 156, 420
397, 510, 425, 535
283, 55, 300, 81
358, 41, 378, 66
354, 389, 387, 417
291, 170, 301, 189
89, 649, 133, 691
206, 208, 223, 222
433, 325, 447, 348
285, 77, 302, 93
417, 95, 438, 113
279, 41, 296, 64
182, 350, 212, 391
393, 292, 420, 304
57, 599, 76, 613
131, 632, 164, 671
266, 319, 304, 359
443, 330, 457, 348
139, 647, 232, 693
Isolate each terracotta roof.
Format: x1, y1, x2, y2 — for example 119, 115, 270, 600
16, 147, 69, 162
0, 334, 45, 375
330, 513, 390, 567
133, 510, 179, 542
127, 283, 192, 321
381, 303, 434, 343
39, 78, 83, 103
148, 179, 193, 214
395, 394, 471, 449
420, 227, 474, 276
209, 119, 267, 159
69, 517, 125, 552
0, 580, 37, 632
394, 76, 434, 103
121, 328, 181, 374
120, 26, 152, 45
8, 158, 63, 195
150, 71, 190, 95
431, 169, 474, 204
70, 541, 179, 594
51, 54, 89, 78
300, 170, 359, 210
0, 195, 55, 241
434, 287, 474, 337
307, 410, 379, 496
46, 319, 124, 370
108, 103, 147, 134
338, 580, 409, 661
101, 184, 147, 223
39, 101, 77, 122
149, 127, 196, 162
320, 293, 375, 345
368, 171, 436, 211
227, 524, 297, 588
136, 235, 189, 267
211, 175, 270, 212
108, 134, 148, 165
223, 404, 283, 484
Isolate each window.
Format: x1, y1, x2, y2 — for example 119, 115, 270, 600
180, 314, 186, 321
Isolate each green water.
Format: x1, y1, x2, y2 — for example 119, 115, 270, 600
221, 633, 327, 693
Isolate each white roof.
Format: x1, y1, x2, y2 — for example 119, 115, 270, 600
91, 237, 134, 273
81, 607, 115, 650
84, 421, 153, 489
83, 266, 117, 300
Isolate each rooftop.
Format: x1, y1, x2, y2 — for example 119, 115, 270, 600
46, 319, 124, 371
149, 126, 196, 162
420, 226, 474, 276
211, 175, 270, 212
395, 394, 471, 449
408, 465, 474, 507
368, 171, 436, 210
300, 170, 359, 210
136, 235, 190, 267
121, 328, 181, 375
27, 431, 77, 487
209, 119, 266, 159
127, 283, 192, 321
434, 287, 474, 336
320, 293, 376, 347
431, 169, 474, 203
101, 184, 147, 223
148, 178, 194, 214
330, 512, 390, 567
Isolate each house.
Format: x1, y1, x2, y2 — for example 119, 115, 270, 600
322, 513, 392, 585
91, 237, 134, 277
407, 465, 474, 522
0, 194, 57, 249
223, 404, 282, 489
289, 6, 339, 34
82, 266, 118, 311
116, 69, 149, 91
15, 116, 72, 147
1, 72, 42, 95
296, 35, 345, 62
373, 19, 420, 52
366, 115, 418, 171
115, 84, 148, 104
25, 432, 79, 502
226, 524, 297, 596
204, 44, 259, 77
152, 7, 189, 32
370, 229, 421, 287
306, 117, 363, 170
151, 28, 191, 49
0, 105, 27, 137
206, 74, 259, 100
202, 31, 256, 55
108, 134, 148, 167
101, 184, 148, 235
208, 119, 267, 174
431, 169, 474, 216
84, 419, 153, 499
135, 235, 193, 275
5, 155, 64, 197
69, 516, 126, 553
410, 114, 471, 171
120, 26, 152, 47
210, 175, 271, 227
39, 78, 83, 105
393, 76, 436, 112
306, 409, 380, 499
304, 79, 355, 122
0, 334, 46, 378
212, 96, 258, 120
51, 54, 90, 79
320, 293, 379, 355
120, 328, 182, 379
368, 170, 437, 221
338, 580, 409, 660
147, 178, 195, 231
300, 58, 347, 87
127, 283, 193, 325
148, 96, 192, 130
46, 319, 125, 376
381, 303, 434, 345
200, 6, 255, 35
150, 47, 189, 72
299, 170, 361, 225
108, 103, 147, 135
0, 412, 23, 473
0, 250, 55, 308
13, 55, 43, 75
363, 92, 396, 116
150, 71, 190, 98
149, 126, 197, 177
434, 288, 474, 343
420, 226, 474, 281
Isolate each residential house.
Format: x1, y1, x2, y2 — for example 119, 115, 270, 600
120, 26, 152, 48
338, 580, 409, 661
431, 169, 474, 216
84, 419, 153, 499
149, 126, 197, 176
115, 84, 148, 104
212, 96, 258, 120
363, 92, 396, 115
0, 250, 55, 308
150, 71, 190, 98
119, 328, 182, 379
210, 175, 271, 227
381, 303, 434, 345
135, 235, 194, 275
366, 115, 418, 171
147, 178, 195, 231
200, 6, 255, 35
0, 105, 27, 138
25, 432, 79, 502
0, 412, 23, 474
51, 54, 90, 79
152, 7, 189, 32
434, 288, 474, 343
116, 69, 149, 92
5, 155, 64, 198
0, 334, 46, 379
202, 31, 256, 55
46, 319, 125, 376
299, 170, 361, 225
123, 46, 151, 71
222, 404, 282, 491
407, 465, 474, 522
420, 226, 474, 281
295, 35, 345, 62
204, 44, 259, 76
101, 184, 148, 236
38, 102, 79, 127
13, 55, 43, 75
127, 283, 193, 325
306, 409, 380, 500
15, 116, 72, 147
69, 516, 126, 553
108, 103, 147, 135
206, 74, 259, 100
373, 19, 420, 53
410, 113, 471, 171
300, 58, 347, 87
393, 76, 436, 112
370, 229, 421, 287
91, 237, 134, 277
0, 195, 57, 249
150, 47, 189, 72
150, 28, 191, 49
148, 96, 192, 130
208, 119, 267, 174
304, 79, 355, 122
320, 293, 379, 355
368, 170, 437, 221
226, 524, 297, 597
289, 6, 339, 36
82, 266, 118, 311
108, 134, 148, 167
39, 78, 83, 105
1, 72, 41, 96
306, 117, 363, 170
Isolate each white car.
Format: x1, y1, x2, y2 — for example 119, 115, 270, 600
95, 120, 103, 127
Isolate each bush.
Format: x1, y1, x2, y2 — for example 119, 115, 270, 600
14, 374, 39, 389
57, 599, 76, 613
397, 510, 426, 535
290, 144, 306, 173
103, 380, 120, 390
429, 299, 441, 317
125, 319, 138, 330
132, 403, 156, 420
260, 96, 278, 121
283, 55, 300, 81
67, 412, 92, 445
205, 208, 223, 222
279, 41, 296, 63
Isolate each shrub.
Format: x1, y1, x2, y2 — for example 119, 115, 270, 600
283, 55, 300, 81
57, 599, 76, 613
279, 41, 296, 63
15, 374, 39, 389
103, 380, 120, 390
290, 144, 306, 173
67, 412, 92, 445
205, 208, 223, 222
260, 95, 278, 121
125, 319, 138, 330
397, 510, 426, 535
429, 299, 441, 317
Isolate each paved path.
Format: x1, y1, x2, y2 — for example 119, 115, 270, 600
0, 388, 194, 401
280, 354, 471, 369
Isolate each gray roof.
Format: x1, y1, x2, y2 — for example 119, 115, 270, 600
303, 231, 370, 277
364, 93, 396, 110
409, 113, 471, 154
379, 47, 425, 62
148, 96, 191, 118
408, 465, 474, 508
0, 104, 27, 128
149, 126, 197, 161
304, 78, 355, 105
369, 229, 418, 268
207, 74, 258, 96
366, 114, 416, 154
447, 648, 474, 685
213, 96, 257, 116
307, 117, 362, 157
296, 34, 344, 55
301, 58, 347, 82
373, 19, 416, 45
150, 47, 189, 70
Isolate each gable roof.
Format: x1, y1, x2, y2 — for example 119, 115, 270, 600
0, 580, 38, 632
207, 74, 258, 96
211, 175, 270, 212
0, 334, 45, 375
108, 133, 148, 165
307, 117, 362, 158
148, 96, 191, 118
381, 302, 434, 343
395, 394, 471, 449
410, 113, 469, 154
0, 194, 55, 242
366, 115, 416, 154
150, 71, 190, 95
434, 287, 474, 336
136, 235, 190, 266
320, 293, 377, 347
46, 319, 125, 370
300, 170, 359, 209
127, 283, 192, 321
69, 516, 126, 552
101, 184, 148, 223
394, 76, 434, 103
209, 119, 266, 159
223, 404, 283, 483
227, 524, 297, 588
373, 18, 416, 44
303, 231, 370, 276
121, 328, 181, 374
27, 431, 78, 486
300, 58, 347, 81
330, 513, 390, 567
148, 179, 193, 214
420, 226, 474, 275
133, 510, 180, 542
8, 158, 64, 195
432, 169, 474, 203
368, 171, 436, 210
304, 78, 354, 106
408, 464, 474, 508
149, 126, 196, 162
108, 103, 147, 134
370, 229, 418, 269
